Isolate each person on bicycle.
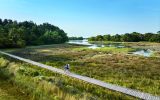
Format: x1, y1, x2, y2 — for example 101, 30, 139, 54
64, 64, 70, 73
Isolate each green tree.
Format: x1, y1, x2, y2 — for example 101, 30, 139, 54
96, 35, 103, 41
69, 37, 83, 40
88, 37, 96, 41
130, 32, 142, 42
121, 33, 132, 42
3, 19, 8, 25
0, 18, 69, 48
150, 34, 160, 42
144, 33, 154, 41
103, 35, 111, 41
0, 26, 6, 47
111, 34, 121, 42
0, 19, 2, 25
7, 28, 25, 47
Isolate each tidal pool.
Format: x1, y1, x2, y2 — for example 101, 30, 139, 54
133, 49, 153, 57
68, 40, 153, 57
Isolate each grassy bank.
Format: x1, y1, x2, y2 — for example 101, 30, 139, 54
73, 45, 136, 54
89, 41, 160, 51
7, 43, 160, 96
0, 55, 135, 100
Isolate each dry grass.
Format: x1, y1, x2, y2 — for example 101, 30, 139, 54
4, 43, 160, 96
0, 55, 135, 100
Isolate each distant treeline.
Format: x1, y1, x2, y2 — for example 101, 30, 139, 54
69, 37, 83, 40
0, 19, 68, 48
88, 32, 160, 42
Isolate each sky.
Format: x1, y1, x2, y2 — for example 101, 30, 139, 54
0, 0, 160, 37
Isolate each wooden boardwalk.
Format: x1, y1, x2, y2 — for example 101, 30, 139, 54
0, 51, 159, 100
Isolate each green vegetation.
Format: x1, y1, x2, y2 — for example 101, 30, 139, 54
94, 47, 135, 53
1, 25, 160, 99
0, 78, 32, 100
0, 18, 68, 48
88, 32, 160, 42
69, 37, 83, 40
73, 46, 136, 54
0, 55, 135, 100
7, 44, 160, 96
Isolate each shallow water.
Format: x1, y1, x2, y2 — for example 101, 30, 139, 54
133, 49, 153, 57
68, 40, 91, 46
68, 40, 153, 57
68, 40, 124, 49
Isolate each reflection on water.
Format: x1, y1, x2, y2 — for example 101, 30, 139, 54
88, 45, 99, 49
68, 40, 153, 57
68, 40, 91, 46
133, 49, 153, 57
68, 40, 125, 49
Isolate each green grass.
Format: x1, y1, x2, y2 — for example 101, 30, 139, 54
73, 46, 136, 54
0, 55, 135, 100
0, 79, 31, 100
151, 51, 160, 57
6, 43, 160, 96
95, 47, 136, 53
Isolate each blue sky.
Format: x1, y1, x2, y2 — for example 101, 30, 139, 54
0, 0, 160, 37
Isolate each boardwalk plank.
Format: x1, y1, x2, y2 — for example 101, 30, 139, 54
0, 51, 159, 100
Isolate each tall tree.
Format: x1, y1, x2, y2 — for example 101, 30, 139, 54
0, 18, 68, 48
103, 35, 111, 41
0, 19, 2, 25
144, 33, 154, 41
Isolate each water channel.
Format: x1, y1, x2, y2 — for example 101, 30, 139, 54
68, 40, 153, 57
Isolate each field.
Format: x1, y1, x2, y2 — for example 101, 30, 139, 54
0, 77, 30, 100
0, 54, 134, 100
0, 42, 160, 99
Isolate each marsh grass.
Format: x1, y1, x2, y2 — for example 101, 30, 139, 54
0, 80, 31, 100
72, 46, 136, 54
94, 47, 136, 53
0, 55, 135, 100
151, 51, 160, 57
3, 43, 160, 97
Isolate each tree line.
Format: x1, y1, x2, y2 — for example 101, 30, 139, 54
69, 37, 83, 40
0, 18, 68, 48
88, 32, 160, 42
